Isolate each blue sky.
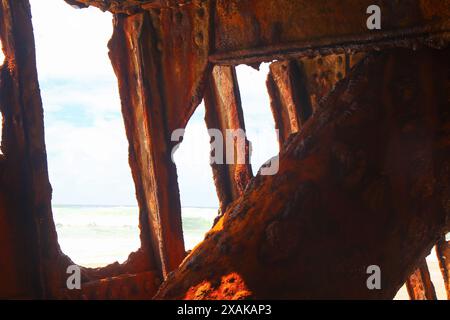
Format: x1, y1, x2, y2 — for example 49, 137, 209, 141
29, 0, 278, 207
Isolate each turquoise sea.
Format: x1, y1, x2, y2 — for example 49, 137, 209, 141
53, 205, 218, 268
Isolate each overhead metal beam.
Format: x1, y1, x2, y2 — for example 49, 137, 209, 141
211, 0, 450, 65
66, 1, 450, 65
64, 0, 190, 13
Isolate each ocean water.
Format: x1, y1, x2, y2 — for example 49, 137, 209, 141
53, 205, 218, 268
54, 205, 449, 299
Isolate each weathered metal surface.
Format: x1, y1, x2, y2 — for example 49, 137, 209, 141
299, 53, 366, 113
204, 66, 253, 213
266, 60, 313, 147
155, 48, 450, 299
211, 0, 450, 65
157, 0, 211, 133
405, 259, 437, 300
107, 0, 210, 280
0, 0, 161, 299
109, 13, 186, 280
61, 271, 159, 300
267, 53, 365, 146
64, 0, 188, 13
67, 1, 450, 66
0, 0, 448, 300
0, 0, 54, 299
436, 237, 450, 299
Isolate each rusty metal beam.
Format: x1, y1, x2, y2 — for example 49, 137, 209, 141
204, 66, 253, 213
107, 0, 211, 279
266, 60, 312, 147
155, 48, 450, 299
109, 13, 186, 280
405, 259, 437, 300
211, 0, 450, 65
436, 236, 450, 299
267, 53, 365, 147
66, 0, 450, 65
64, 0, 187, 13
0, 0, 59, 298
66, 1, 450, 66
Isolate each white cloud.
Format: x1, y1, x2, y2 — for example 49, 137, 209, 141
40, 79, 122, 116
30, 0, 114, 80
46, 118, 137, 205
30, 1, 135, 205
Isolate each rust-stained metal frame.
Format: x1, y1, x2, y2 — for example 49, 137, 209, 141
109, 13, 187, 280
436, 237, 450, 299
45, 0, 450, 297
0, 0, 54, 298
211, 0, 450, 65
108, 0, 212, 280
154, 47, 450, 300
406, 259, 438, 300
266, 53, 365, 147
65, 0, 191, 13
68, 0, 450, 65
0, 0, 449, 298
204, 65, 253, 213
267, 60, 313, 146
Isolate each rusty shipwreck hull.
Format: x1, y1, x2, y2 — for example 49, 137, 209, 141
0, 0, 449, 299
155, 48, 450, 299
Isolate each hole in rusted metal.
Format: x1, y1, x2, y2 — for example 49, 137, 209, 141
30, 1, 140, 268
236, 63, 279, 174
172, 101, 219, 251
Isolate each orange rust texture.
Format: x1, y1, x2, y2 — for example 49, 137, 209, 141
211, 0, 450, 65
184, 272, 251, 300
108, 13, 185, 280
405, 259, 437, 300
0, 0, 212, 299
204, 66, 253, 214
267, 54, 365, 148
108, 0, 211, 280
61, 271, 159, 300
155, 49, 450, 299
64, 0, 185, 14
436, 237, 450, 299
0, 0, 54, 299
0, 0, 450, 300
0, 0, 161, 299
266, 60, 312, 147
